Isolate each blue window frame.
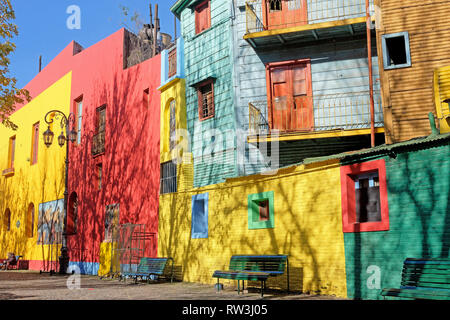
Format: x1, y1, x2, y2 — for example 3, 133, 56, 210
382, 32, 412, 70
191, 193, 209, 239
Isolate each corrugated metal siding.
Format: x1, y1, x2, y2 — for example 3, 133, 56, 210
379, 0, 450, 142
182, 0, 238, 187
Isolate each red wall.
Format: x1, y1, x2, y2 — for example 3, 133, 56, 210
66, 29, 161, 265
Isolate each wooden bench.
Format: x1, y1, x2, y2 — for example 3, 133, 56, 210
212, 255, 289, 298
121, 257, 174, 284
381, 258, 450, 300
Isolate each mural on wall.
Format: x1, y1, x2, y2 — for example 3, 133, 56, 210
104, 204, 120, 242
37, 199, 64, 245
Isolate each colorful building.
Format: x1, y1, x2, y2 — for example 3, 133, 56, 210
1, 28, 162, 275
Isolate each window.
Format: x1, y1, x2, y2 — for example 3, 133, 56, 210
195, 0, 211, 35
26, 203, 35, 238
340, 159, 389, 233
75, 97, 83, 144
382, 32, 411, 70
248, 191, 275, 229
92, 105, 106, 156
97, 163, 103, 190
169, 99, 176, 151
269, 0, 282, 12
160, 161, 177, 194
197, 79, 215, 121
67, 192, 78, 235
168, 48, 177, 78
4, 208, 11, 232
96, 105, 106, 134
31, 122, 39, 165
191, 193, 209, 239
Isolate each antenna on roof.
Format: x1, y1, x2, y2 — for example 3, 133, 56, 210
39, 55, 42, 73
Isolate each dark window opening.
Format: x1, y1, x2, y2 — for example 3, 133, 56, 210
160, 161, 177, 194
269, 0, 282, 11
386, 36, 407, 66
355, 173, 381, 223
198, 80, 215, 120
258, 199, 270, 221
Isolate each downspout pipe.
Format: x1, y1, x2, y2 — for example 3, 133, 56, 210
428, 112, 439, 135
366, 0, 376, 147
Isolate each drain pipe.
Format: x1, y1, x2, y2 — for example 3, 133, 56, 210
366, 0, 376, 147
428, 112, 439, 135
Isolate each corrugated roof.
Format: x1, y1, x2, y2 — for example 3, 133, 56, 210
302, 132, 450, 165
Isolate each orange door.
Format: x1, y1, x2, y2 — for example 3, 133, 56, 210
268, 60, 313, 132
264, 0, 308, 30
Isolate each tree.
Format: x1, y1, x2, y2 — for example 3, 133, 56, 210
0, 0, 31, 130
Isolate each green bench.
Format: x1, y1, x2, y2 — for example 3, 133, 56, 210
121, 257, 174, 284
381, 258, 450, 300
212, 255, 289, 298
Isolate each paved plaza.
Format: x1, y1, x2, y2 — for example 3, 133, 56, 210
0, 271, 345, 300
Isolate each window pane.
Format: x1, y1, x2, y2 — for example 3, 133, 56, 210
355, 176, 381, 223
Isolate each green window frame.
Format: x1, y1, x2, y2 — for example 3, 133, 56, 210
248, 191, 275, 229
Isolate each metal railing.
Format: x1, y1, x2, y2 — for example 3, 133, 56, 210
92, 131, 105, 156
248, 91, 383, 135
246, 0, 372, 34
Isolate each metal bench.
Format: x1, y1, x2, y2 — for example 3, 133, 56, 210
121, 257, 174, 284
212, 255, 289, 298
381, 258, 450, 300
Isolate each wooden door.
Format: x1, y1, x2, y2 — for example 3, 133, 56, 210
268, 60, 313, 132
265, 0, 307, 30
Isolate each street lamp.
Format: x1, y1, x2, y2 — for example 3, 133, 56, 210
43, 110, 77, 274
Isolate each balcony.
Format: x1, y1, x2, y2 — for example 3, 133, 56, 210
92, 131, 105, 156
244, 0, 374, 48
248, 91, 384, 142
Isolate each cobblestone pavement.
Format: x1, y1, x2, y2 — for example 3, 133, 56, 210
0, 271, 346, 300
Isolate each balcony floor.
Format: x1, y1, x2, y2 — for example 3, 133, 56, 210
248, 126, 385, 143
244, 17, 372, 48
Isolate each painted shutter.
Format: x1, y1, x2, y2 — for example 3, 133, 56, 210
270, 66, 290, 131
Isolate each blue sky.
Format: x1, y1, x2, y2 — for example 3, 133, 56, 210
10, 0, 179, 88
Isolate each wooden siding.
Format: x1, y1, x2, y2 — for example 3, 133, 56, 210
181, 0, 238, 187
377, 0, 450, 142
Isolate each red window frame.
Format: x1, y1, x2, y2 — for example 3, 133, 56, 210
197, 79, 215, 121
195, 0, 211, 35
340, 159, 390, 233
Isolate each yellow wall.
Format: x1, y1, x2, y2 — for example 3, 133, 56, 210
159, 77, 187, 164
0, 72, 72, 262
158, 160, 348, 298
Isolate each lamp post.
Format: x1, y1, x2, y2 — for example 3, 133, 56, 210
43, 110, 77, 274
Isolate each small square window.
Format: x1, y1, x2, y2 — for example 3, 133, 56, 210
382, 32, 411, 70
340, 159, 389, 233
248, 191, 275, 229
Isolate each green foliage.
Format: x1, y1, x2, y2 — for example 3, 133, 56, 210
0, 0, 31, 130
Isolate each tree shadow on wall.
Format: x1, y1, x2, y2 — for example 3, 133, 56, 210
67, 58, 160, 273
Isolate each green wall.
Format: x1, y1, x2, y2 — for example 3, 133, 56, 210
343, 142, 450, 299
180, 0, 237, 187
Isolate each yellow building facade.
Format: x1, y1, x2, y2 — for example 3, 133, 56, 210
158, 159, 348, 298
0, 72, 71, 267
